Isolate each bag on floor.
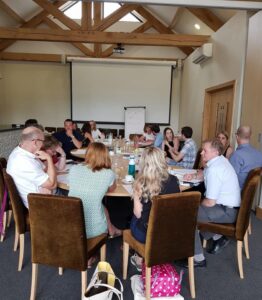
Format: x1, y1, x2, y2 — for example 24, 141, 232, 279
83, 261, 123, 300
142, 263, 183, 298
131, 275, 184, 300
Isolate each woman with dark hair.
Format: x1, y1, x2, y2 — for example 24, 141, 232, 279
162, 127, 179, 159
68, 143, 120, 266
81, 122, 94, 147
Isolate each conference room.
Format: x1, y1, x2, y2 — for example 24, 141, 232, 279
1, 1, 262, 299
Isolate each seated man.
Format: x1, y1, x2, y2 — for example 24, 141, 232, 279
167, 126, 197, 169
7, 127, 57, 208
53, 119, 83, 159
182, 139, 241, 268
230, 125, 262, 189
152, 124, 163, 148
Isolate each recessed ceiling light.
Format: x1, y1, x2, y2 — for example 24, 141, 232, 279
194, 23, 201, 30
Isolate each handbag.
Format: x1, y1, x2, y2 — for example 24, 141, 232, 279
83, 261, 123, 300
142, 263, 183, 298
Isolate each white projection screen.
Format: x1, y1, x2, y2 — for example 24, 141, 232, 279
71, 61, 173, 124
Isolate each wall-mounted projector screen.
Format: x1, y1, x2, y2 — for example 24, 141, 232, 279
71, 61, 173, 124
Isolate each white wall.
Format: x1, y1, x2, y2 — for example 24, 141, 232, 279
0, 61, 70, 127
179, 11, 248, 146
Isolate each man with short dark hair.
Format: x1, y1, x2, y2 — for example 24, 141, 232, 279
230, 125, 262, 189
7, 127, 57, 208
53, 119, 83, 159
152, 124, 163, 148
167, 126, 197, 168
181, 139, 241, 268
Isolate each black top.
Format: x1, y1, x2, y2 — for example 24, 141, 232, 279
223, 145, 230, 157
164, 141, 174, 159
136, 175, 180, 232
53, 130, 84, 160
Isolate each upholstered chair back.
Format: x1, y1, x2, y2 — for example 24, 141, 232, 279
145, 192, 201, 267
235, 168, 261, 240
3, 170, 28, 234
193, 149, 202, 170
28, 194, 88, 271
0, 157, 7, 169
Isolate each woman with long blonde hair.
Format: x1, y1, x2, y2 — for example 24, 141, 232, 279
130, 147, 180, 270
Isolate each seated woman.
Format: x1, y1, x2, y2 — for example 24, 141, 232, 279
42, 135, 66, 172
130, 147, 180, 271
68, 143, 120, 264
217, 131, 233, 159
162, 127, 179, 159
90, 120, 105, 140
81, 122, 94, 147
139, 124, 155, 143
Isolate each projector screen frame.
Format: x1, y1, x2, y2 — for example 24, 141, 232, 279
69, 61, 174, 125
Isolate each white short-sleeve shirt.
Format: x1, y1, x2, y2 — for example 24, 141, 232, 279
7, 146, 49, 208
204, 155, 241, 207
91, 129, 102, 139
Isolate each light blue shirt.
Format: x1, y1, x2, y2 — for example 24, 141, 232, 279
204, 155, 241, 207
229, 143, 262, 189
154, 132, 163, 148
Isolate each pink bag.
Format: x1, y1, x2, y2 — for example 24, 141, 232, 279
142, 264, 183, 298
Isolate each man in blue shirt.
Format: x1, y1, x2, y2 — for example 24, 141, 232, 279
152, 124, 163, 148
229, 126, 262, 189
53, 119, 83, 160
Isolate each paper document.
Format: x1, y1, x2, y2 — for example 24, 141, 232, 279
72, 149, 86, 155
122, 184, 133, 195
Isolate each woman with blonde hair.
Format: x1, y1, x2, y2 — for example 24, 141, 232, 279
217, 131, 233, 159
130, 147, 180, 270
68, 142, 120, 265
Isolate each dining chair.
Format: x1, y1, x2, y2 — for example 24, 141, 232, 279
193, 149, 202, 170
198, 167, 262, 279
27, 193, 107, 300
123, 192, 201, 299
3, 170, 30, 271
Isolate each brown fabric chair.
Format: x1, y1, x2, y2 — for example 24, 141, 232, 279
198, 167, 262, 279
3, 170, 29, 271
123, 192, 201, 299
27, 193, 107, 300
56, 127, 64, 132
193, 149, 202, 170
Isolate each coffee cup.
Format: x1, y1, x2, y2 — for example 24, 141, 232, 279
125, 175, 133, 182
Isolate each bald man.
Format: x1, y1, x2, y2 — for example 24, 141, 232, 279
7, 127, 57, 208
230, 126, 262, 189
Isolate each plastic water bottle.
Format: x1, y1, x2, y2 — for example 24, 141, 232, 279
128, 155, 136, 178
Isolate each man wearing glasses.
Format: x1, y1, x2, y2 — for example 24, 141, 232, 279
7, 127, 57, 208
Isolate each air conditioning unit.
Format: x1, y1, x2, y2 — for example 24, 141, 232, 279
192, 43, 213, 64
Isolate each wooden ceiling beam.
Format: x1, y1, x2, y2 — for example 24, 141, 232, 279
135, 5, 192, 55
93, 4, 138, 31
44, 17, 94, 57
187, 7, 224, 31
0, 1, 63, 52
0, 51, 62, 62
101, 21, 152, 57
0, 27, 210, 47
81, 1, 92, 30
0, 0, 25, 24
94, 2, 102, 57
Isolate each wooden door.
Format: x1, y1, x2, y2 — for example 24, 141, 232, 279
202, 81, 235, 140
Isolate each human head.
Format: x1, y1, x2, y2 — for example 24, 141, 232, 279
164, 127, 174, 141
72, 121, 78, 131
89, 120, 96, 131
133, 147, 169, 201
25, 119, 38, 128
85, 142, 111, 171
42, 135, 61, 156
64, 119, 73, 131
235, 126, 251, 145
151, 124, 160, 134
201, 139, 224, 163
81, 122, 92, 134
217, 131, 229, 147
20, 127, 45, 154
181, 126, 193, 139
144, 124, 152, 134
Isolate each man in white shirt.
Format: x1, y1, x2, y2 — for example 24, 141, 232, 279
7, 127, 57, 208
181, 138, 241, 268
